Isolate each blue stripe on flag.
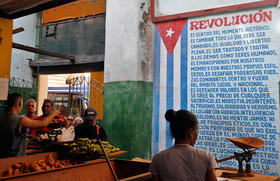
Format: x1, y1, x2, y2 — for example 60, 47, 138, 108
152, 27, 161, 155
166, 53, 174, 148
181, 22, 188, 110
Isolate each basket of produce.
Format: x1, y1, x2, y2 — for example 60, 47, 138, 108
47, 114, 66, 129
56, 138, 121, 162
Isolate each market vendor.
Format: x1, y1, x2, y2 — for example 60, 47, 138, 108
29, 99, 56, 136
74, 107, 107, 141
0, 93, 59, 158
150, 109, 219, 181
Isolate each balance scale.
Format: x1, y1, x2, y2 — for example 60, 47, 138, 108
216, 137, 265, 177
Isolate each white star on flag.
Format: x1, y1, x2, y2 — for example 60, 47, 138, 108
156, 19, 186, 55
166, 28, 175, 38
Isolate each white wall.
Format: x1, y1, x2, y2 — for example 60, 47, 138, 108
38, 75, 48, 116
11, 14, 37, 83
104, 0, 153, 83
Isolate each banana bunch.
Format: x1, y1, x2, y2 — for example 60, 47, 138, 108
67, 138, 120, 155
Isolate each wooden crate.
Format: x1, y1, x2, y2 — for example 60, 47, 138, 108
0, 152, 152, 181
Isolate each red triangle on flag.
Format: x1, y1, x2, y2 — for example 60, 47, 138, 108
156, 19, 187, 56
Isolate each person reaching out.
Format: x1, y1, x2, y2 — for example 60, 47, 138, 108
0, 93, 59, 158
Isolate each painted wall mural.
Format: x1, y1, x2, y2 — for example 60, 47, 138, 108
153, 7, 280, 176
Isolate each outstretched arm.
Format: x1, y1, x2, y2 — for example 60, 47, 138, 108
20, 110, 59, 133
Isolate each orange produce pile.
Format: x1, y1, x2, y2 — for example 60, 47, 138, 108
3, 154, 70, 176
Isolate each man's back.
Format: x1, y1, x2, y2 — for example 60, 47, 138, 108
0, 113, 26, 158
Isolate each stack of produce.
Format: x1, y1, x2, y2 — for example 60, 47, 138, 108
47, 114, 66, 129
2, 154, 71, 177
52, 114, 66, 124
66, 138, 120, 155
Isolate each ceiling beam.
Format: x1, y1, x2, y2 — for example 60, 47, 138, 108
13, 27, 24, 34
12, 42, 75, 63
32, 62, 104, 75
2, 0, 52, 15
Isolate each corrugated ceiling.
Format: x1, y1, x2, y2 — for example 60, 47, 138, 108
0, 0, 77, 19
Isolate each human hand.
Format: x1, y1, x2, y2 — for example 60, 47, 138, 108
52, 110, 60, 117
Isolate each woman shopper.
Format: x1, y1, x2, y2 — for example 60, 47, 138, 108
150, 109, 219, 181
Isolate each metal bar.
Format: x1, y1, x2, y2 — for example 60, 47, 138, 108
87, 79, 90, 107
79, 81, 82, 115
83, 79, 86, 110
75, 80, 77, 116
12, 27, 24, 34
83, 1, 85, 17
98, 90, 101, 120
12, 42, 75, 62
68, 84, 71, 115
94, 87, 97, 114
97, 139, 119, 181
64, 5, 66, 18
216, 150, 256, 163
54, 8, 56, 22
93, 0, 95, 16
44, 10, 47, 24
72, 4, 74, 18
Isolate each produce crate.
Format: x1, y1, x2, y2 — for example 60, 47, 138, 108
0, 152, 151, 181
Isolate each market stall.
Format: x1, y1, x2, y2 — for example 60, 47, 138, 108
0, 152, 151, 181
1, 136, 280, 181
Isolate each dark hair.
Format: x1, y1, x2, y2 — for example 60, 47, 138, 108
7, 93, 22, 109
43, 99, 53, 107
165, 109, 198, 140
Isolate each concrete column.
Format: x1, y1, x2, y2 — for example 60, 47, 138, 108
104, 0, 153, 159
37, 75, 48, 116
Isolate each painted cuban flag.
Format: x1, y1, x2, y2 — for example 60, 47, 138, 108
152, 19, 188, 155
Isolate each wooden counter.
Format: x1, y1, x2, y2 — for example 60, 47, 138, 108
216, 168, 280, 181
1, 154, 279, 181
0, 152, 151, 181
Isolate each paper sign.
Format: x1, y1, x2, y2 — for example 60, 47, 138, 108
0, 78, 9, 100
